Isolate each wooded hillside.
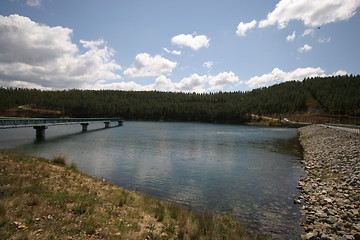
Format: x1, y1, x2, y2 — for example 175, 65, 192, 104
0, 75, 359, 124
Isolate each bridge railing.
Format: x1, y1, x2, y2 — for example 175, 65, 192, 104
0, 118, 123, 129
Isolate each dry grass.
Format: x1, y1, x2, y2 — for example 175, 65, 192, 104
0, 151, 267, 240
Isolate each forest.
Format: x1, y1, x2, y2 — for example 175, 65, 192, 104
0, 75, 359, 124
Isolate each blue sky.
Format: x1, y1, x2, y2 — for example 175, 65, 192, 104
0, 0, 359, 92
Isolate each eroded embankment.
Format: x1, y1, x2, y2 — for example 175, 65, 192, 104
298, 125, 360, 240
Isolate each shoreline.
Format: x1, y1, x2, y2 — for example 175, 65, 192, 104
0, 151, 266, 239
297, 125, 360, 240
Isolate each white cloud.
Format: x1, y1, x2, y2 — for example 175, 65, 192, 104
123, 53, 177, 78
333, 70, 348, 76
203, 61, 213, 69
299, 44, 312, 53
258, 0, 360, 29
246, 67, 325, 88
208, 71, 239, 91
163, 47, 181, 55
173, 74, 208, 92
318, 37, 332, 43
172, 71, 239, 92
302, 28, 314, 37
26, 0, 41, 7
171, 34, 210, 51
236, 20, 257, 37
84, 80, 145, 91
0, 14, 122, 89
153, 75, 173, 91
286, 31, 296, 41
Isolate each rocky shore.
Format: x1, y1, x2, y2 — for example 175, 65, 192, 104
298, 125, 360, 240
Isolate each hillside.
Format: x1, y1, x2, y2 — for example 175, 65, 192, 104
0, 75, 359, 125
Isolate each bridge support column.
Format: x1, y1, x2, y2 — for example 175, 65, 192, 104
104, 121, 110, 128
81, 123, 89, 131
118, 120, 123, 126
33, 126, 47, 139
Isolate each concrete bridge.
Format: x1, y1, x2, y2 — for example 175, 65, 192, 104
0, 118, 123, 138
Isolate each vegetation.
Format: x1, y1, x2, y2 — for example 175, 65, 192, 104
0, 151, 268, 239
0, 75, 359, 123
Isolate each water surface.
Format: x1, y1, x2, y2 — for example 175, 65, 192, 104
0, 121, 304, 238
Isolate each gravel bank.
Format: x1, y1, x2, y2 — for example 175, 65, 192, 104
298, 125, 360, 240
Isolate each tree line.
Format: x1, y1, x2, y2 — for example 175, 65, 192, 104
0, 75, 359, 123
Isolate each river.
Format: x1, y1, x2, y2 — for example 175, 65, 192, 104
0, 121, 305, 238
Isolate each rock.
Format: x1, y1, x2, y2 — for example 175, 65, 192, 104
354, 233, 360, 240
294, 199, 302, 204
305, 232, 317, 240
343, 235, 355, 240
351, 209, 359, 216
17, 224, 28, 230
334, 221, 345, 231
345, 222, 353, 228
326, 217, 337, 224
320, 233, 331, 240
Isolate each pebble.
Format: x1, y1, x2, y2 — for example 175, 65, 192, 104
298, 125, 360, 240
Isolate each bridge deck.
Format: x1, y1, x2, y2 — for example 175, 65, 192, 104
0, 118, 123, 129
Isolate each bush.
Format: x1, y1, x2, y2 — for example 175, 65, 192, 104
52, 156, 66, 166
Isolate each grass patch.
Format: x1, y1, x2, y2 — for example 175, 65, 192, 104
0, 151, 265, 239
52, 155, 66, 166
66, 162, 78, 171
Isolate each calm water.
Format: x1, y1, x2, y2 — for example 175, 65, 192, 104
0, 121, 305, 238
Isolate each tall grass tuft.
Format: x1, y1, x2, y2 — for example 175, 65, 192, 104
0, 203, 6, 216
154, 203, 165, 222
52, 155, 66, 166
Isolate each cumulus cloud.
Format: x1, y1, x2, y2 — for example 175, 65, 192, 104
236, 20, 257, 37
333, 70, 348, 76
258, 0, 360, 29
84, 80, 145, 91
286, 31, 296, 41
153, 75, 173, 91
208, 72, 239, 91
299, 44, 312, 53
0, 14, 122, 89
123, 53, 177, 78
246, 67, 325, 88
163, 47, 181, 55
171, 34, 210, 51
172, 71, 239, 92
173, 74, 208, 92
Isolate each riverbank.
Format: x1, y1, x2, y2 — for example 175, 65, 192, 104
298, 125, 360, 240
0, 151, 267, 239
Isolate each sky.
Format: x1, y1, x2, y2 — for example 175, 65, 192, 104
0, 0, 360, 93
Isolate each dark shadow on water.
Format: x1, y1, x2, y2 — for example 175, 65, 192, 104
32, 125, 121, 145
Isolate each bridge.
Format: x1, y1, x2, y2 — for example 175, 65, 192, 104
0, 118, 123, 138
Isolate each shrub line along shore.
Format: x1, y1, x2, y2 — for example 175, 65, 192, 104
298, 125, 360, 240
0, 151, 268, 239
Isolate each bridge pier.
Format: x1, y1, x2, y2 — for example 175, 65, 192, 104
33, 126, 47, 138
81, 123, 89, 131
104, 121, 110, 128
